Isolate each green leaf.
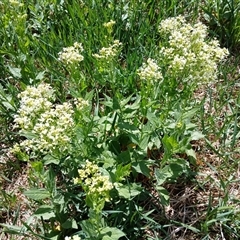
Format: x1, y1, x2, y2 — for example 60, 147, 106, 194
154, 166, 172, 185
36, 71, 45, 80
20, 131, 38, 139
139, 135, 150, 150
116, 184, 131, 199
43, 155, 60, 165
34, 205, 55, 220
115, 183, 142, 199
62, 218, 78, 229
156, 186, 169, 206
24, 189, 50, 200
101, 227, 125, 240
0, 223, 25, 234
132, 161, 151, 178
170, 220, 200, 233
8, 66, 22, 78
118, 121, 138, 131
31, 161, 43, 173
115, 163, 131, 182
2, 100, 15, 111
162, 135, 178, 155
169, 158, 190, 180
185, 148, 196, 159
120, 94, 133, 107
112, 97, 121, 110
81, 219, 98, 237
146, 110, 158, 127
182, 107, 199, 120
125, 95, 141, 110
191, 131, 204, 140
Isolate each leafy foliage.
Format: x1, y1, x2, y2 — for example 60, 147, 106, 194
0, 0, 239, 240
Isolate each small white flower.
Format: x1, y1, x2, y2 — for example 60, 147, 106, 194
93, 40, 122, 60
137, 58, 162, 81
58, 42, 84, 65
103, 20, 116, 28
72, 235, 81, 240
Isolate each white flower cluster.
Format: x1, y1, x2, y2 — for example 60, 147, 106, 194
137, 58, 163, 81
159, 16, 229, 82
14, 83, 54, 130
65, 236, 81, 240
103, 20, 116, 28
74, 160, 113, 201
9, 0, 24, 7
58, 42, 84, 65
25, 102, 74, 154
74, 97, 89, 111
92, 40, 122, 61
13, 83, 75, 156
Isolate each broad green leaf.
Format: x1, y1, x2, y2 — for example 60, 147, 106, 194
36, 71, 45, 80
169, 162, 185, 179
101, 227, 125, 240
191, 131, 204, 140
62, 219, 78, 229
162, 135, 178, 154
34, 205, 55, 220
115, 163, 131, 182
125, 95, 141, 110
118, 122, 138, 131
146, 110, 158, 127
156, 186, 169, 205
2, 101, 15, 111
130, 183, 143, 197
132, 161, 151, 177
154, 166, 172, 185
43, 155, 60, 165
185, 148, 196, 159
8, 66, 22, 78
151, 133, 161, 149
182, 107, 199, 120
117, 150, 131, 165
168, 158, 190, 180
120, 94, 133, 107
102, 236, 112, 240
112, 97, 121, 110
20, 131, 38, 139
24, 189, 50, 200
139, 135, 150, 150
116, 184, 130, 199
116, 183, 142, 199
31, 161, 43, 173
48, 236, 58, 240
81, 219, 97, 237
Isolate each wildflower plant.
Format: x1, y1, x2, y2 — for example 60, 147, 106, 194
74, 160, 113, 212
158, 16, 229, 93
2, 0, 239, 239
58, 42, 84, 65
103, 19, 116, 35
92, 39, 122, 90
137, 58, 163, 82
92, 40, 122, 62
12, 83, 75, 157
14, 83, 55, 131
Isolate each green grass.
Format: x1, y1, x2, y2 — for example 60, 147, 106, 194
0, 0, 240, 240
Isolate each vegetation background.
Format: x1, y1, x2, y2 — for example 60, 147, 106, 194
0, 0, 240, 239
